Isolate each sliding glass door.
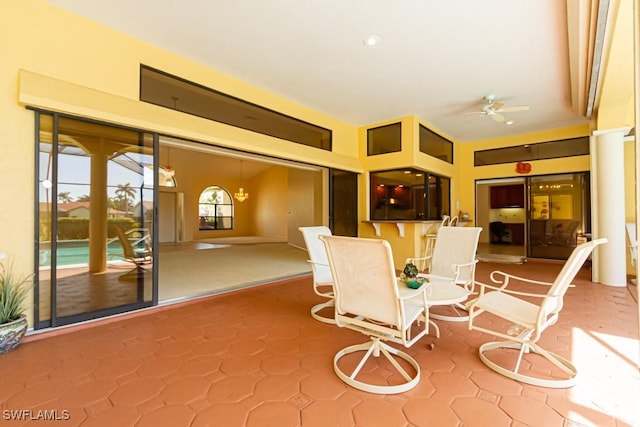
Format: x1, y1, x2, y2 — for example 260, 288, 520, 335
528, 173, 590, 259
330, 169, 358, 236
36, 113, 157, 328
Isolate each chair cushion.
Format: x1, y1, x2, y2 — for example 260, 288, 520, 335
402, 299, 425, 326
473, 291, 539, 329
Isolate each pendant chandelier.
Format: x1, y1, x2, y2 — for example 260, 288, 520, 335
234, 160, 249, 202
159, 146, 176, 187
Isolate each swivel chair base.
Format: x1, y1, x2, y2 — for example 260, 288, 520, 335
478, 340, 577, 389
333, 337, 420, 394
311, 299, 336, 324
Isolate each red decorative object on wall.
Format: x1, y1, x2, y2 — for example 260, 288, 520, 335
516, 162, 532, 174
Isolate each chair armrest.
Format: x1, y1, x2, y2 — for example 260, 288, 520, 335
405, 255, 433, 264
416, 272, 454, 282
451, 260, 478, 277
453, 260, 478, 269
490, 270, 553, 288
452, 260, 479, 291
307, 260, 329, 267
472, 280, 551, 299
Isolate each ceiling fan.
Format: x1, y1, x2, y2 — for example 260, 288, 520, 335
463, 94, 530, 123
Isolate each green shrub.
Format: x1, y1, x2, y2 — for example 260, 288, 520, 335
55, 218, 139, 240
0, 263, 31, 324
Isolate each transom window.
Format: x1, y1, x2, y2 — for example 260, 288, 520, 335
419, 125, 453, 163
367, 123, 401, 156
199, 186, 233, 230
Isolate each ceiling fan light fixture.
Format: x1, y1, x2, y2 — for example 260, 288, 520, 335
462, 94, 530, 124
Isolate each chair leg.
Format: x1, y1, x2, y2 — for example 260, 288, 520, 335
118, 265, 148, 281
419, 313, 440, 339
429, 303, 470, 322
333, 337, 421, 394
478, 340, 578, 388
117, 265, 148, 302
310, 299, 336, 324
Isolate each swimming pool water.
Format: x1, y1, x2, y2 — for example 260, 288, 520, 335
39, 240, 126, 266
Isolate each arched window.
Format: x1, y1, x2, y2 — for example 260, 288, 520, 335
159, 166, 177, 187
143, 165, 176, 187
199, 186, 233, 230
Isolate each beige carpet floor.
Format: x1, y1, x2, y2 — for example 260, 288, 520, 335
158, 242, 311, 302
198, 236, 286, 245
38, 242, 311, 321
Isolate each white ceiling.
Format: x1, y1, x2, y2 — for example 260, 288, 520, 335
45, 0, 589, 142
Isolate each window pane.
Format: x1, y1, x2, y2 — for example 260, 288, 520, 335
218, 205, 232, 216
198, 186, 233, 230
439, 177, 450, 217
367, 123, 401, 155
419, 125, 453, 163
140, 65, 331, 150
370, 169, 449, 220
37, 114, 54, 323
474, 137, 589, 166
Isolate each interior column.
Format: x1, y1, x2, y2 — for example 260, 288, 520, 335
592, 127, 632, 286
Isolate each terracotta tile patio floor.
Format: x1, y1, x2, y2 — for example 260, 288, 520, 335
2, 260, 639, 426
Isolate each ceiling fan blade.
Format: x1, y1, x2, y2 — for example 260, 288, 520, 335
492, 102, 504, 111
461, 111, 485, 116
492, 113, 506, 122
499, 105, 530, 113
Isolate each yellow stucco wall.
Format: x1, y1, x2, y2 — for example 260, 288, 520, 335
2, 0, 636, 327
596, 0, 634, 129
1, 0, 363, 325
251, 167, 290, 240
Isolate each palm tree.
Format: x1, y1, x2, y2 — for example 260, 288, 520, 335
57, 192, 73, 204
115, 183, 136, 216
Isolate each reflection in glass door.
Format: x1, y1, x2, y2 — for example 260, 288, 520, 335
528, 173, 590, 260
330, 169, 358, 236
36, 114, 156, 328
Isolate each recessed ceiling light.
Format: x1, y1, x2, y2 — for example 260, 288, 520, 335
505, 120, 514, 125
363, 35, 381, 46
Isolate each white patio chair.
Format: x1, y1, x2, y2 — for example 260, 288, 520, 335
417, 233, 438, 273
467, 238, 607, 388
319, 235, 430, 394
625, 222, 637, 285
406, 226, 482, 327
448, 216, 459, 226
299, 226, 335, 324
114, 226, 152, 281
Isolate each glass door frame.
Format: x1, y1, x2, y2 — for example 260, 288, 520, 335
329, 168, 358, 236
526, 172, 591, 260
33, 110, 159, 329
475, 172, 591, 261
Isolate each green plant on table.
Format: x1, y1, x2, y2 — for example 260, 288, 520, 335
401, 262, 427, 289
402, 263, 419, 280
